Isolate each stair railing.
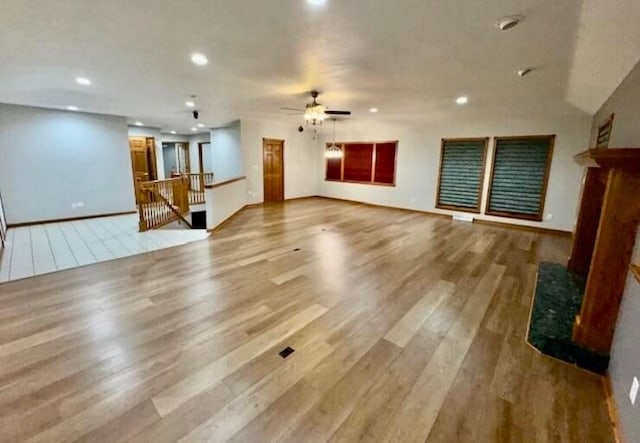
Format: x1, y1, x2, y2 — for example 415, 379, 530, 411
137, 176, 191, 231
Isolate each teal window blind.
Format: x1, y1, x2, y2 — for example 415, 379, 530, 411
487, 136, 555, 221
436, 138, 487, 212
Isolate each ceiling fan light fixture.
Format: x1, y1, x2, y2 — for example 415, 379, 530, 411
304, 103, 327, 126
325, 144, 343, 159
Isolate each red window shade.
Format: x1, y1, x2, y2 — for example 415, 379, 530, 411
343, 144, 374, 182
374, 142, 397, 184
326, 150, 342, 181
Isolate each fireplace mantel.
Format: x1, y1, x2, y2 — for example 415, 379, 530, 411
569, 147, 640, 353
574, 147, 640, 170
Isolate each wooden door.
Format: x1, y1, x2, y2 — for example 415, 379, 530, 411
130, 137, 150, 182
263, 138, 284, 203
145, 138, 158, 180
129, 136, 157, 203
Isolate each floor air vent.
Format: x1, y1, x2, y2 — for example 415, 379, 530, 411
453, 213, 474, 223
278, 346, 295, 359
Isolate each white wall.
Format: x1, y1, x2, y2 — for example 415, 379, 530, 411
0, 104, 135, 224
316, 111, 592, 232
591, 58, 640, 147
592, 59, 640, 442
208, 122, 243, 182
241, 119, 319, 204
189, 132, 211, 174
205, 178, 247, 230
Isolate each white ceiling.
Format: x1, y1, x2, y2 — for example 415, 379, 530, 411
0, 0, 637, 133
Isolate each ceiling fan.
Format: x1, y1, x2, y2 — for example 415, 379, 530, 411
281, 90, 351, 126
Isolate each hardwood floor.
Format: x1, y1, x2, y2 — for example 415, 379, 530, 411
0, 198, 614, 442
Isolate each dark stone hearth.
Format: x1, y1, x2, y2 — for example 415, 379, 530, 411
527, 262, 609, 374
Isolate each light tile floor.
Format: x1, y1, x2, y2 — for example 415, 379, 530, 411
0, 214, 210, 283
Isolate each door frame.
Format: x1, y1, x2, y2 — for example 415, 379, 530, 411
145, 137, 158, 180
262, 138, 285, 203
129, 136, 158, 203
198, 141, 211, 173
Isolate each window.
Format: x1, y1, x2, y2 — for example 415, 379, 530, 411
487, 135, 555, 221
325, 141, 398, 185
596, 113, 615, 148
436, 138, 488, 213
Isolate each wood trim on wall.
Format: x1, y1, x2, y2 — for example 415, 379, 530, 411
485, 134, 555, 222
204, 176, 246, 189
472, 218, 571, 237
7, 210, 138, 228
602, 375, 625, 443
313, 195, 572, 236
435, 137, 489, 214
630, 263, 640, 285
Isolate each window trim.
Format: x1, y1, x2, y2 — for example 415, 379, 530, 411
486, 134, 556, 222
435, 137, 489, 214
324, 140, 398, 187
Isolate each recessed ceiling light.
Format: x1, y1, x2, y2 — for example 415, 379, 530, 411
76, 77, 91, 86
197, 123, 205, 128
191, 53, 208, 66
456, 96, 469, 105
66, 105, 79, 111
369, 107, 378, 113
170, 130, 177, 134
191, 127, 198, 131
496, 15, 524, 31
307, 0, 327, 5
135, 121, 144, 126
517, 68, 534, 77
185, 101, 195, 108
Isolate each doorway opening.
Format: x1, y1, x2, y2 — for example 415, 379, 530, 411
198, 142, 211, 175
263, 138, 285, 203
129, 136, 158, 203
162, 142, 190, 178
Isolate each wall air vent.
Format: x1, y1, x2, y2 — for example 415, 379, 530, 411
496, 15, 524, 31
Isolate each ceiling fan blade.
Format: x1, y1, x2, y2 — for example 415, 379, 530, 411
280, 107, 305, 112
286, 112, 304, 116
325, 110, 352, 115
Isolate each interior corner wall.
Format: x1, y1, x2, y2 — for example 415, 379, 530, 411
0, 103, 135, 225
316, 111, 591, 232
240, 119, 319, 204
592, 59, 640, 442
591, 58, 640, 146
209, 122, 243, 182
188, 132, 211, 174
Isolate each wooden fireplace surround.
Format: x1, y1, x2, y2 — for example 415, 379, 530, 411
568, 148, 640, 353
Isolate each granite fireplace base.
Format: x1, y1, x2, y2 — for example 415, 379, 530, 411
527, 262, 609, 375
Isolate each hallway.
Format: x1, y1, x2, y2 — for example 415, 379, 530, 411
0, 213, 209, 282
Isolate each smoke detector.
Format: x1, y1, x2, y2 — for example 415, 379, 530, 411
496, 15, 524, 31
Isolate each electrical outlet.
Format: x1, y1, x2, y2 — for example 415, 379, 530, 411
630, 377, 639, 406
545, 213, 553, 221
